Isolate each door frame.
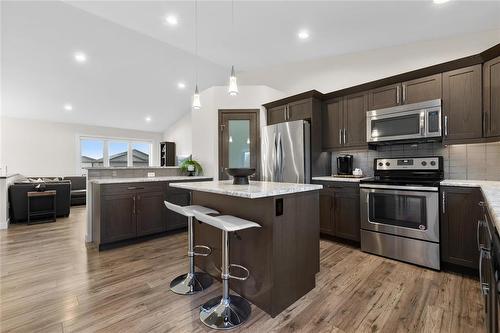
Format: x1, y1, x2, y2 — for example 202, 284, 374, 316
218, 109, 260, 180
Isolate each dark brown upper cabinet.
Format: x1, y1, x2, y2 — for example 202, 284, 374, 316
322, 97, 343, 150
322, 92, 368, 150
267, 104, 287, 125
440, 186, 481, 269
484, 56, 500, 138
368, 74, 442, 110
442, 65, 482, 143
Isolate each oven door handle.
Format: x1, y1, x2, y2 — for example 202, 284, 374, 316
359, 183, 439, 192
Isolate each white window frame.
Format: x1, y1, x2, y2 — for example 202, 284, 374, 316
76, 135, 154, 174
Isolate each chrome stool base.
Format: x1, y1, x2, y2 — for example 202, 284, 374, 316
200, 295, 251, 330
169, 272, 213, 295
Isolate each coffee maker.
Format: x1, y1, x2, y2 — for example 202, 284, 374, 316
336, 154, 353, 175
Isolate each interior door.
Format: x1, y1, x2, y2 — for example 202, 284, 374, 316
219, 110, 260, 180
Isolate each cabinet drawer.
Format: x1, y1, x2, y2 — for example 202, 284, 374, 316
101, 182, 163, 195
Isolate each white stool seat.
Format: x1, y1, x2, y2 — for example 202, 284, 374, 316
193, 211, 260, 232
164, 201, 218, 217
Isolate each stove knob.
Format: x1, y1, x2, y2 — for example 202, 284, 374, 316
385, 162, 390, 166
378, 162, 383, 167
430, 161, 436, 166
421, 161, 427, 166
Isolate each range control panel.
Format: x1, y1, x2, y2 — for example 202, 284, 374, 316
374, 157, 441, 171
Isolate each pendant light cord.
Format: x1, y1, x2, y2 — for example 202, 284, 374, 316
195, 0, 198, 84
231, 0, 234, 65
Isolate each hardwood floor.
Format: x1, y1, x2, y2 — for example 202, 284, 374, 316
0, 206, 484, 332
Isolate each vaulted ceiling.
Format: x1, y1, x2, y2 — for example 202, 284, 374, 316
2, 1, 499, 132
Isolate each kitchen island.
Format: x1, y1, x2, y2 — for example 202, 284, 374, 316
170, 180, 322, 317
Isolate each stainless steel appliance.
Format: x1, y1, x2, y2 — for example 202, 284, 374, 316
261, 120, 310, 183
336, 154, 353, 175
360, 156, 443, 270
478, 200, 499, 333
366, 99, 442, 144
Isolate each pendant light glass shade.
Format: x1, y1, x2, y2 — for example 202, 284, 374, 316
192, 84, 201, 110
228, 65, 239, 96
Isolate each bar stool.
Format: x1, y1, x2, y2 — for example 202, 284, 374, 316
193, 210, 261, 330
164, 201, 219, 295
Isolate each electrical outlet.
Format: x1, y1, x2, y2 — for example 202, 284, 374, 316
112, 171, 117, 177
147, 172, 155, 178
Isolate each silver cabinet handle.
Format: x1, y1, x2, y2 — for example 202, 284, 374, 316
396, 85, 400, 104
283, 107, 286, 121
442, 191, 446, 214
132, 196, 136, 215
339, 129, 342, 145
479, 248, 491, 296
402, 84, 406, 103
444, 116, 448, 137
477, 219, 484, 251
343, 128, 347, 145
287, 106, 290, 120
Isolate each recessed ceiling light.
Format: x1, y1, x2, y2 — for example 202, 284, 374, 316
298, 30, 309, 40
433, 0, 450, 4
177, 82, 186, 89
165, 15, 178, 26
63, 104, 73, 111
73, 52, 87, 63
145, 116, 152, 122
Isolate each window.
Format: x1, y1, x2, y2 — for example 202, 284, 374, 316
80, 139, 104, 174
109, 141, 128, 167
79, 137, 152, 173
132, 142, 151, 167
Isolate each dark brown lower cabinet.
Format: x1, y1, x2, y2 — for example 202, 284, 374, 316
101, 193, 137, 243
136, 191, 166, 236
316, 182, 360, 242
164, 187, 190, 231
440, 186, 482, 269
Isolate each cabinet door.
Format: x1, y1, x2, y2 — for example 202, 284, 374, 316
101, 193, 136, 243
267, 105, 287, 125
287, 99, 312, 121
343, 92, 368, 148
440, 186, 481, 269
484, 56, 500, 138
402, 74, 442, 104
368, 83, 401, 110
333, 187, 360, 242
442, 65, 482, 142
136, 191, 166, 236
322, 98, 344, 149
319, 190, 334, 235
165, 189, 190, 231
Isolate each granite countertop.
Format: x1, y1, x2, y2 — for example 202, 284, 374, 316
312, 176, 371, 183
170, 180, 323, 199
441, 180, 500, 234
91, 176, 212, 184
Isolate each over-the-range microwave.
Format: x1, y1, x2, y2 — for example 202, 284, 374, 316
366, 99, 442, 144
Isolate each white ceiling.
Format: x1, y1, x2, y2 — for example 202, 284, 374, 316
2, 1, 500, 132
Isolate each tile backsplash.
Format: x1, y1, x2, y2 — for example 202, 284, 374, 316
331, 142, 500, 180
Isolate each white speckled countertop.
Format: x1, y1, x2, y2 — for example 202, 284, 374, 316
441, 180, 500, 234
170, 180, 323, 199
312, 176, 371, 183
91, 176, 212, 184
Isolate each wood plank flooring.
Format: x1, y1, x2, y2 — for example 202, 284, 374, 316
0, 206, 484, 332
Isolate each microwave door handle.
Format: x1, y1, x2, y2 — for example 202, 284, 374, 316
420, 112, 425, 136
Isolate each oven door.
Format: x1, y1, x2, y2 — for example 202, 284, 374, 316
360, 186, 439, 242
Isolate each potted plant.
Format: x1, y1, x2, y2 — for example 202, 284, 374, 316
179, 156, 203, 176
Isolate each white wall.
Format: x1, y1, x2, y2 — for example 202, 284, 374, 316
1, 117, 163, 176
163, 85, 284, 179
163, 113, 192, 159
239, 29, 500, 95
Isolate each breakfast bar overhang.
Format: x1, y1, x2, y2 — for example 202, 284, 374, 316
170, 180, 322, 317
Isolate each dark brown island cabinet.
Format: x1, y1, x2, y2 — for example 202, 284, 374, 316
92, 179, 209, 249
484, 55, 500, 138
440, 186, 482, 269
442, 65, 483, 144
314, 181, 361, 242
367, 74, 442, 110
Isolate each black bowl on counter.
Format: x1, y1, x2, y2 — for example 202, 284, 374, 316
225, 168, 256, 185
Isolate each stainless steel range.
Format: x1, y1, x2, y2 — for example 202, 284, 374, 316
359, 156, 444, 270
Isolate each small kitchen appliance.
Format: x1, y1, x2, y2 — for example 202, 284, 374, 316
336, 154, 353, 175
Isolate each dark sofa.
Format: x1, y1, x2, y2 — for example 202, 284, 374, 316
64, 176, 86, 206
9, 181, 71, 223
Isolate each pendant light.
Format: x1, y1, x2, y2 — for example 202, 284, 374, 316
192, 0, 201, 110
227, 0, 239, 96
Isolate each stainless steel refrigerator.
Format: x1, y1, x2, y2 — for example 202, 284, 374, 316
261, 120, 310, 183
